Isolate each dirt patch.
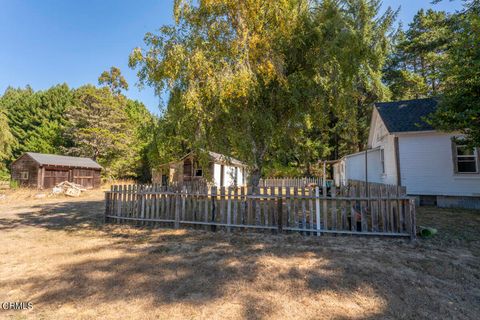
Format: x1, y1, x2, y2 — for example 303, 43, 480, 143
0, 189, 479, 319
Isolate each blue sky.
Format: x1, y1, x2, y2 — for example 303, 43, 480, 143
0, 0, 463, 115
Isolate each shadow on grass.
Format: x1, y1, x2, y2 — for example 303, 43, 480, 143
1, 199, 480, 319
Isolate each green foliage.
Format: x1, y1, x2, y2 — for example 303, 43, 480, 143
64, 84, 154, 179
430, 1, 480, 146
130, 0, 394, 184
383, 9, 453, 99
0, 84, 73, 160
0, 69, 155, 181
98, 66, 129, 94
0, 104, 14, 165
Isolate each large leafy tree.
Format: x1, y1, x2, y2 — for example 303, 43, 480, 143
98, 66, 129, 94
64, 68, 154, 179
131, 0, 394, 183
431, 0, 480, 146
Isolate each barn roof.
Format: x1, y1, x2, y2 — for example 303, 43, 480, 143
25, 152, 102, 169
375, 98, 438, 133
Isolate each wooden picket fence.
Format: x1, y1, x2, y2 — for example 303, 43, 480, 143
104, 183, 417, 239
259, 177, 329, 187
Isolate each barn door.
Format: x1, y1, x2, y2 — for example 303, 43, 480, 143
44, 169, 69, 188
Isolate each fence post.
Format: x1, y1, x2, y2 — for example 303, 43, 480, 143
104, 191, 110, 223
174, 190, 180, 229
181, 185, 186, 221
227, 187, 232, 233
315, 186, 321, 236
277, 187, 283, 233
409, 198, 417, 240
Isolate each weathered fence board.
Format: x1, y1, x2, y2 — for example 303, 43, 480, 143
105, 183, 417, 239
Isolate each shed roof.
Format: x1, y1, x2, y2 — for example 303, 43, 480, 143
158, 150, 247, 168
24, 152, 102, 169
204, 151, 246, 167
375, 98, 438, 133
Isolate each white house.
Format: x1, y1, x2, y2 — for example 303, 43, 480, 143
153, 150, 248, 187
333, 98, 480, 208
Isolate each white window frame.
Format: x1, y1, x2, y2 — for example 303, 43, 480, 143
455, 145, 478, 174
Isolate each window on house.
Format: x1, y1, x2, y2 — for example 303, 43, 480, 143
455, 145, 478, 173
195, 168, 203, 177
380, 149, 385, 174
20, 171, 29, 180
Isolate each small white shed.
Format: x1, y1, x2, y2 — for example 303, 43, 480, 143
153, 151, 248, 187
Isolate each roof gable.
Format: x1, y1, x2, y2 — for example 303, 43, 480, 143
24, 152, 102, 169
375, 98, 438, 133
178, 150, 247, 167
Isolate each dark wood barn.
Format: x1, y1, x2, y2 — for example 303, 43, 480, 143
11, 152, 102, 189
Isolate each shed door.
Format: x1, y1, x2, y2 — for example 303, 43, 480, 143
44, 169, 70, 188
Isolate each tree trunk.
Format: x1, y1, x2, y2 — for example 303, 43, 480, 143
249, 167, 262, 188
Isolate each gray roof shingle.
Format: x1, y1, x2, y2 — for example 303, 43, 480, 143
375, 98, 438, 133
26, 152, 102, 169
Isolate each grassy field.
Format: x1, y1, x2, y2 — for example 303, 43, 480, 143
0, 188, 479, 319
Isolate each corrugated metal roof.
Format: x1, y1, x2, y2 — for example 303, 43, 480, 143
25, 152, 102, 169
375, 98, 438, 133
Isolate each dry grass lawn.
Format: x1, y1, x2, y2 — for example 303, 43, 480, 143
0, 188, 479, 319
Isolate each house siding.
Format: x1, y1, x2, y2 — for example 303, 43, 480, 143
344, 149, 383, 183
213, 163, 246, 187
398, 132, 480, 196
370, 114, 398, 185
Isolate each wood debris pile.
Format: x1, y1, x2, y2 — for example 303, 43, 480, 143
52, 181, 87, 197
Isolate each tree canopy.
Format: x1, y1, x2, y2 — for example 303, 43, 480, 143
0, 68, 155, 181
130, 0, 395, 185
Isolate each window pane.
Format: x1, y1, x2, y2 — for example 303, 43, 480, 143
458, 161, 477, 173
457, 146, 475, 156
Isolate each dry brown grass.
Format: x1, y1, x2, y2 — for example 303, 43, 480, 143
0, 189, 479, 319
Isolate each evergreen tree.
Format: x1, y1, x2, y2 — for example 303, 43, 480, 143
0, 84, 72, 159
383, 9, 452, 99
431, 0, 480, 146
